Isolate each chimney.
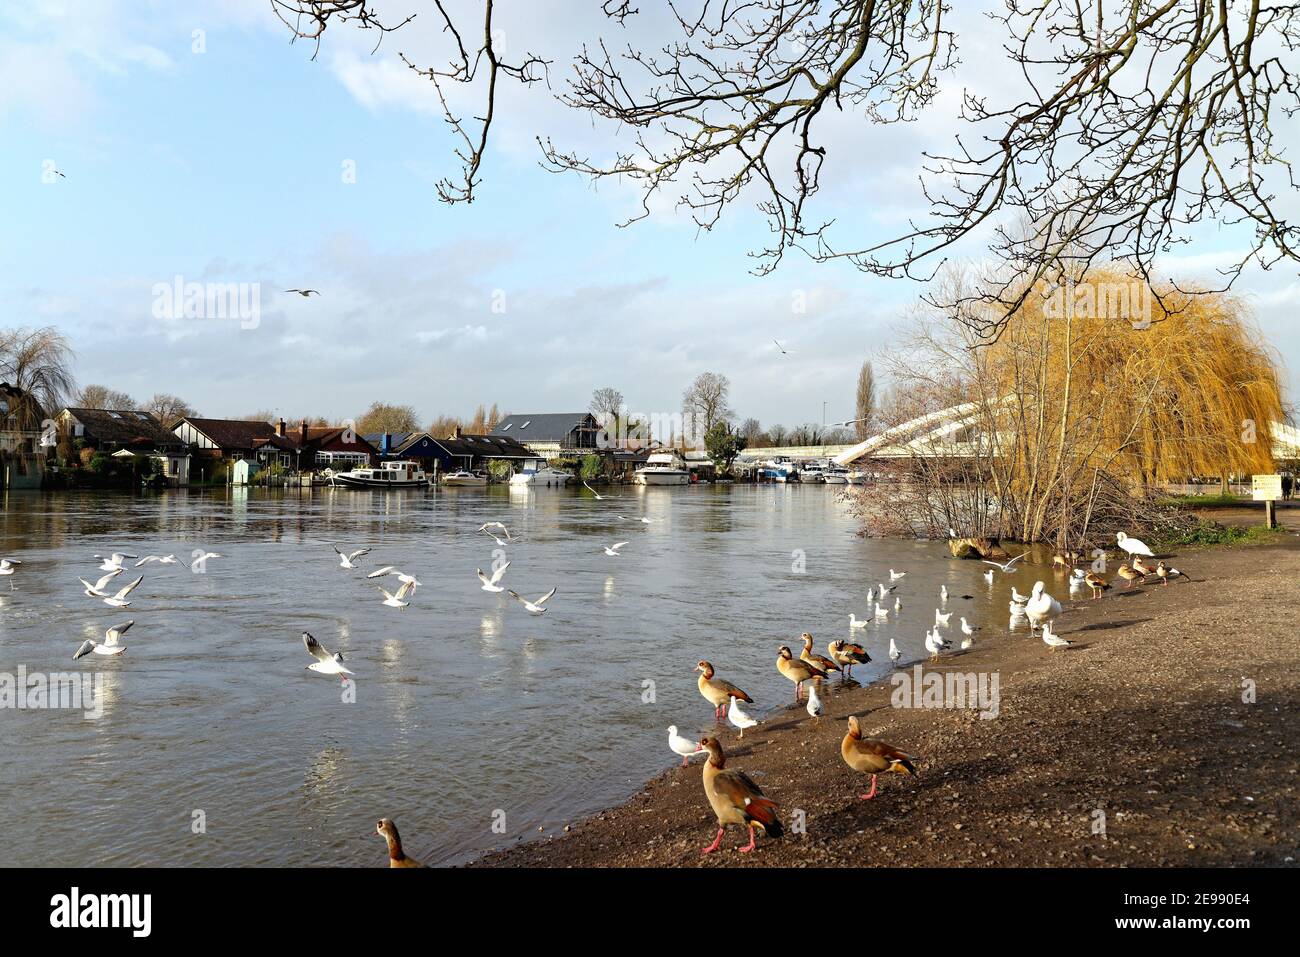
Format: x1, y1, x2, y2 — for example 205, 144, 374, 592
277, 418, 286, 437
453, 424, 463, 440
299, 419, 308, 444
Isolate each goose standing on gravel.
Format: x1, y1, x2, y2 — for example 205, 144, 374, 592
475, 563, 510, 592
1116, 531, 1155, 560
506, 587, 556, 614
1155, 561, 1190, 585
696, 736, 783, 855
73, 620, 133, 659
334, 546, 371, 570
1116, 564, 1143, 588
828, 639, 870, 680
102, 576, 143, 608
840, 715, 917, 800
1084, 571, 1110, 599
776, 645, 827, 703
668, 725, 702, 766
376, 819, 422, 868
80, 569, 123, 597
1025, 581, 1062, 636
799, 632, 841, 677
728, 696, 760, 737
696, 661, 753, 720
302, 632, 354, 683
0, 558, 21, 577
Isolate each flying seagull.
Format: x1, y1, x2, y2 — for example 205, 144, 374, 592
773, 339, 793, 355
334, 546, 371, 570
80, 569, 123, 597
476, 563, 510, 592
94, 553, 137, 572
135, 555, 178, 567
378, 579, 417, 609
303, 632, 353, 683
285, 288, 320, 297
602, 541, 630, 557
73, 620, 134, 660
983, 553, 1028, 574
507, 587, 556, 614
102, 576, 143, 608
582, 481, 605, 500
367, 566, 421, 588
478, 522, 512, 546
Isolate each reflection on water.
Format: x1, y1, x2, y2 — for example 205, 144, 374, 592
0, 484, 1054, 866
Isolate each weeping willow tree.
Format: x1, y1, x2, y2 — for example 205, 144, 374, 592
867, 269, 1286, 545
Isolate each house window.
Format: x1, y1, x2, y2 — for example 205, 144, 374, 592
520, 420, 530, 429
500, 423, 511, 431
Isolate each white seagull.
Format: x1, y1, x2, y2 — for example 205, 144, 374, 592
1009, 599, 1028, 618
73, 620, 134, 659
94, 553, 137, 572
873, 602, 890, 620
367, 566, 422, 588
877, 583, 896, 599
135, 555, 178, 567
334, 546, 371, 569
378, 579, 417, 609
939, 585, 948, 603
302, 632, 354, 683
1116, 531, 1155, 559
1025, 581, 1063, 636
602, 541, 630, 557
889, 637, 902, 663
924, 628, 951, 661
582, 481, 605, 500
80, 569, 123, 597
983, 569, 995, 585
1011, 587, 1031, 605
805, 680, 824, 718
935, 609, 952, 627
102, 576, 143, 608
849, 613, 869, 629
476, 563, 511, 592
960, 617, 978, 637
507, 587, 556, 614
479, 522, 512, 546
186, 551, 222, 569
727, 697, 759, 737
0, 558, 21, 576
1041, 622, 1073, 650
889, 569, 907, 581
668, 726, 702, 766
983, 553, 1028, 574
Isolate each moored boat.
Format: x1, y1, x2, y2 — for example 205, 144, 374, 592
331, 460, 433, 489
634, 450, 690, 485
441, 469, 487, 487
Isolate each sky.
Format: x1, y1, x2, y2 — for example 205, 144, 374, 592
3, 0, 1298, 430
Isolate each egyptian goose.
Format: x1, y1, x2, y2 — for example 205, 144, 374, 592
1116, 531, 1155, 559
1116, 564, 1143, 589
1132, 555, 1154, 577
840, 715, 917, 800
827, 638, 870, 680
376, 818, 423, 867
696, 660, 753, 720
696, 736, 784, 854
776, 645, 827, 703
800, 633, 842, 676
1025, 581, 1062, 636
1154, 560, 1189, 585
1085, 571, 1109, 599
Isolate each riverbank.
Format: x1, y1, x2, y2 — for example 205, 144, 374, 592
474, 533, 1300, 867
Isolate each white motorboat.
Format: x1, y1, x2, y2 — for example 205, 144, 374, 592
441, 469, 487, 487
331, 460, 432, 489
822, 466, 850, 484
634, 450, 690, 486
509, 459, 573, 487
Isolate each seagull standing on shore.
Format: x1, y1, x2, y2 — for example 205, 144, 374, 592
924, 628, 950, 661
727, 697, 760, 737
73, 620, 133, 659
476, 563, 510, 592
334, 546, 370, 570
0, 558, 20, 577
302, 632, 353, 683
1041, 622, 1073, 650
805, 680, 823, 718
889, 637, 902, 664
507, 587, 556, 614
668, 725, 702, 766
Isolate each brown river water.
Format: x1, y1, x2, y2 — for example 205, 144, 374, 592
0, 484, 1053, 866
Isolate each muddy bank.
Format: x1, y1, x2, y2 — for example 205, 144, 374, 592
473, 536, 1300, 867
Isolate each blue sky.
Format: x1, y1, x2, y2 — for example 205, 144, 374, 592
4, 1, 1297, 428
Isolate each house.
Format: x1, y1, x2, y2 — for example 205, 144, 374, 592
363, 431, 441, 462
57, 407, 191, 486
0, 382, 45, 489
174, 416, 279, 460
367, 428, 538, 475
489, 412, 602, 459
252, 420, 379, 471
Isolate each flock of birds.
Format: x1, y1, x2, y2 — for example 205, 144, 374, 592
2, 517, 1189, 865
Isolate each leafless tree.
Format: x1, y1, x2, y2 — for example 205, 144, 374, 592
0, 326, 75, 428
590, 386, 625, 424
143, 394, 198, 426
682, 371, 733, 440
76, 384, 138, 411
737, 416, 765, 442
274, 1, 1300, 340
854, 360, 876, 439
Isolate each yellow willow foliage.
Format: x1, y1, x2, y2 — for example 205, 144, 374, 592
975, 276, 1284, 518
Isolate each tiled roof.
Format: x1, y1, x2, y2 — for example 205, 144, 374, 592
490, 412, 598, 443
64, 407, 181, 448
177, 417, 278, 450
433, 433, 537, 459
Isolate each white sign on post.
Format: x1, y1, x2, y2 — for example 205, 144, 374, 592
1252, 474, 1282, 501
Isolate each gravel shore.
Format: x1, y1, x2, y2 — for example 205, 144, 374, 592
473, 534, 1299, 868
